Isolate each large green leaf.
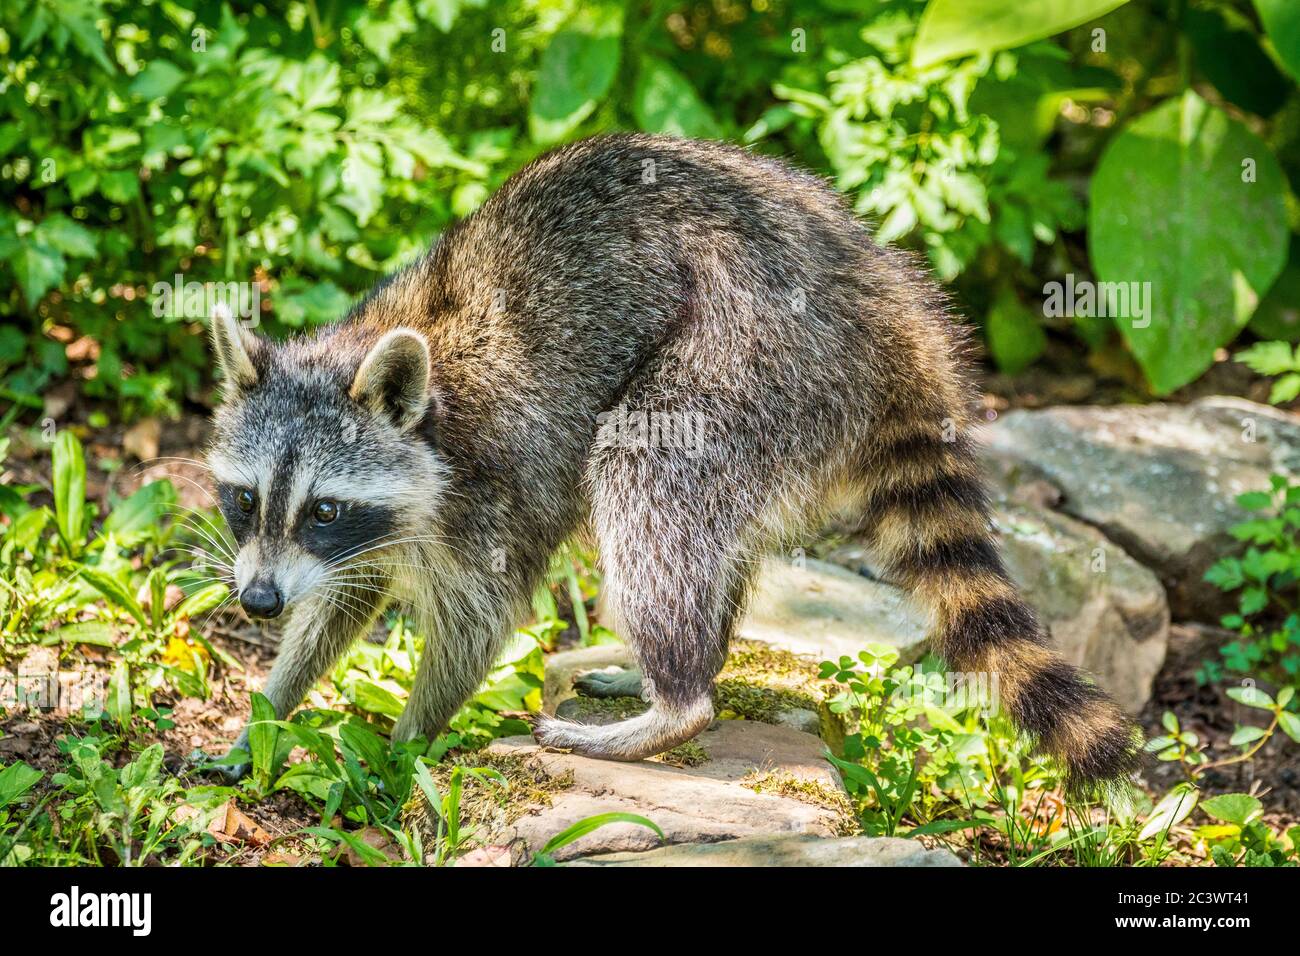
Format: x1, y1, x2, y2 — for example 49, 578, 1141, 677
1186, 6, 1288, 117
528, 7, 622, 145
912, 0, 1129, 68
0, 761, 42, 809
1256, 0, 1300, 82
82, 569, 148, 626
129, 60, 186, 100
247, 692, 280, 779
1089, 92, 1289, 394
633, 57, 721, 139
1200, 793, 1263, 826
35, 214, 98, 258
104, 660, 133, 725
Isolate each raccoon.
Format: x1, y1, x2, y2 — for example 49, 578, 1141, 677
208, 134, 1140, 791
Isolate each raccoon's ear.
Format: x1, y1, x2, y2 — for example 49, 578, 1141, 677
350, 328, 431, 432
210, 301, 261, 395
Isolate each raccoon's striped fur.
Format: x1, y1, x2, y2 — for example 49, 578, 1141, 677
208, 134, 1139, 792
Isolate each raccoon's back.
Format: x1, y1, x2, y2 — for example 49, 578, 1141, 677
432, 135, 926, 373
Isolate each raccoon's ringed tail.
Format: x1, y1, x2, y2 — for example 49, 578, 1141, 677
864, 432, 1142, 793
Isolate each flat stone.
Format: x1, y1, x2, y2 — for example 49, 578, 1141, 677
738, 556, 929, 664
566, 833, 962, 867
981, 396, 1300, 618
993, 503, 1168, 712
489, 720, 847, 861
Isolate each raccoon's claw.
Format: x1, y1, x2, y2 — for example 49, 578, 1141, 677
531, 715, 577, 752
573, 667, 645, 700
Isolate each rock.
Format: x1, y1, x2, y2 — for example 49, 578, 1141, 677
993, 503, 1168, 712
770, 706, 823, 736
981, 396, 1300, 618
554, 695, 647, 723
565, 833, 962, 867
487, 720, 851, 862
738, 556, 929, 664
41, 380, 77, 422
815, 503, 1170, 712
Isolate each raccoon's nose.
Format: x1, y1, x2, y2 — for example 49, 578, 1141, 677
240, 581, 283, 619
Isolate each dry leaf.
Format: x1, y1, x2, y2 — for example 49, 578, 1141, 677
210, 801, 271, 846
122, 417, 161, 462
1026, 791, 1066, 837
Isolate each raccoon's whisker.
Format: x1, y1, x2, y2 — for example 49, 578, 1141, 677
313, 586, 373, 631
318, 582, 396, 610
133, 455, 213, 474
316, 573, 393, 601
159, 553, 234, 584
176, 535, 233, 564
322, 531, 452, 566
145, 469, 219, 507
161, 541, 234, 576
162, 506, 237, 558
329, 561, 443, 578
315, 571, 446, 622
181, 570, 238, 587
202, 589, 242, 624
160, 511, 237, 565
321, 532, 455, 571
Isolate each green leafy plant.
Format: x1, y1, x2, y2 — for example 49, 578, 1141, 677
1236, 340, 1300, 404
2, 431, 233, 710
48, 734, 222, 865
1204, 476, 1300, 684
0, 760, 45, 865
1196, 792, 1298, 867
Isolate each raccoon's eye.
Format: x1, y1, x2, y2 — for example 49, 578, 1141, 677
236, 489, 255, 514
313, 500, 339, 525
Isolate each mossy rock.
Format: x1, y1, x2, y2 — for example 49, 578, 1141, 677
554, 694, 650, 724
742, 769, 859, 836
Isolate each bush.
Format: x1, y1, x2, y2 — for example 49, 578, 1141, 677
1, 1, 1297, 418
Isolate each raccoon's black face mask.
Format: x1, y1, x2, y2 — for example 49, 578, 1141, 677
206, 305, 448, 617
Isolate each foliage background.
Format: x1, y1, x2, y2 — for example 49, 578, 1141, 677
1, 0, 1298, 420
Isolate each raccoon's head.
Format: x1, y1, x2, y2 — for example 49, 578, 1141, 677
205, 305, 446, 619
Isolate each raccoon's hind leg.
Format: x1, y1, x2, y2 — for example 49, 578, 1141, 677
533, 450, 757, 761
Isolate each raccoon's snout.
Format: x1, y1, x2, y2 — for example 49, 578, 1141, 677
240, 579, 284, 620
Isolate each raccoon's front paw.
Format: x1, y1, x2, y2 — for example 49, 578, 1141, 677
573, 667, 645, 700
